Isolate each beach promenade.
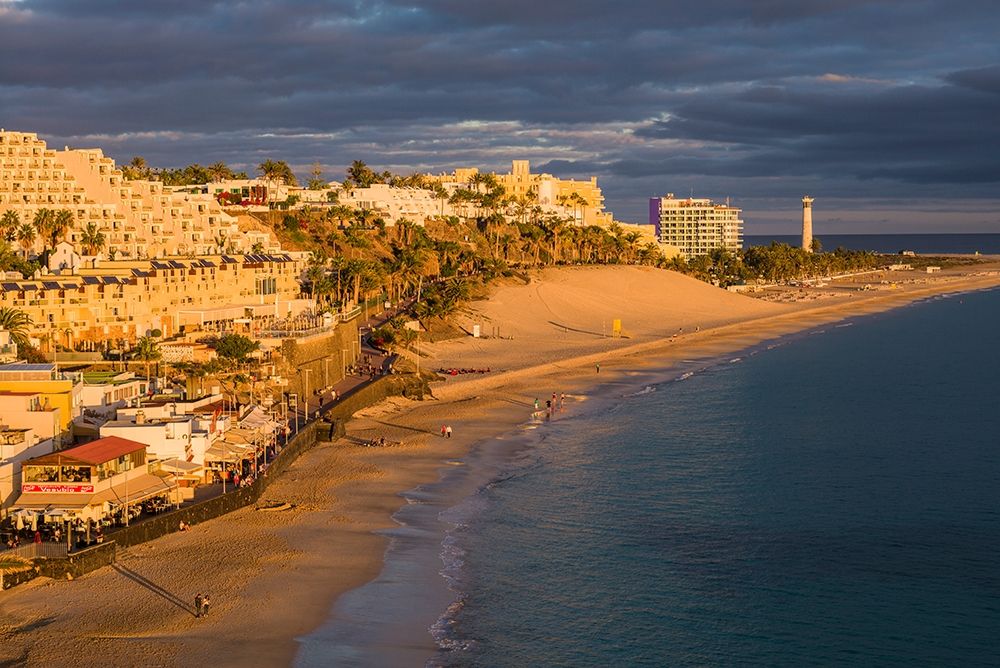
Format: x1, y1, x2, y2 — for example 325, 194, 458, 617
2, 262, 1000, 667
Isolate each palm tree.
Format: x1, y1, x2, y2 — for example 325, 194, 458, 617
257, 159, 297, 205
31, 208, 53, 247
544, 216, 568, 264
0, 307, 32, 349
448, 189, 472, 218
305, 263, 326, 303
124, 156, 150, 180
328, 204, 353, 228
30, 208, 72, 254
431, 182, 450, 217
207, 161, 231, 182
346, 160, 377, 188
571, 193, 589, 224
134, 335, 161, 382
16, 223, 36, 258
79, 222, 106, 256
623, 231, 643, 263
0, 209, 19, 242
52, 209, 73, 247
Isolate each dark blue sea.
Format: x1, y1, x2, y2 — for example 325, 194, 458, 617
298, 287, 1000, 667
745, 233, 1000, 255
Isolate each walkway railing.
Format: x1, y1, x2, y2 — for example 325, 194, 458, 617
337, 306, 362, 322
4, 542, 68, 560
259, 324, 335, 339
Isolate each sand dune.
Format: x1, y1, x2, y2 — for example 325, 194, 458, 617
428, 266, 786, 371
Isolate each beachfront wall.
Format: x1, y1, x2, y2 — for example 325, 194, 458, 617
34, 542, 118, 581
276, 316, 362, 400
109, 418, 324, 549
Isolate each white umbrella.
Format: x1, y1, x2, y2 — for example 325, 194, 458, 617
15, 513, 24, 530
30, 513, 38, 531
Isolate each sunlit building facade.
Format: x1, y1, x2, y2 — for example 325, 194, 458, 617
649, 194, 744, 260
0, 130, 270, 258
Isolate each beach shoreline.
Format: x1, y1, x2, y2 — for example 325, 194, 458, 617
2, 264, 999, 668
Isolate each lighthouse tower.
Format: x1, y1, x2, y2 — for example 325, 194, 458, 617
801, 196, 814, 252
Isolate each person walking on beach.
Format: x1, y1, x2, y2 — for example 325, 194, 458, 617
445, 425, 453, 439
596, 363, 601, 374
195, 593, 203, 618
533, 398, 540, 410
441, 425, 447, 438
201, 594, 211, 617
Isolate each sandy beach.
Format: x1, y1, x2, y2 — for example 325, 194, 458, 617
2, 262, 1000, 668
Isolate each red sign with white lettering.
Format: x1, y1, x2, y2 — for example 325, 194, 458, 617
21, 483, 95, 494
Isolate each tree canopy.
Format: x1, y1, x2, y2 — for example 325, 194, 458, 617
122, 159, 248, 185
213, 333, 260, 362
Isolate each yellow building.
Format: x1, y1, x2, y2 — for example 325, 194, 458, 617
0, 252, 311, 346
0, 130, 271, 258
0, 363, 81, 439
428, 160, 613, 227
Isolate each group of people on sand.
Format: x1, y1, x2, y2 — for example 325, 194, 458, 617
440, 425, 453, 438
194, 593, 212, 618
438, 367, 492, 376
533, 393, 567, 420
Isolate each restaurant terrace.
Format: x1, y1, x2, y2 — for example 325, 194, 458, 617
11, 435, 178, 523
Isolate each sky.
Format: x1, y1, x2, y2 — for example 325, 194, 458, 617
2, 0, 999, 233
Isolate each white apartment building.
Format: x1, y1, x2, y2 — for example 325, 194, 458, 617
340, 183, 450, 225
0, 425, 53, 515
648, 194, 744, 260
0, 130, 262, 258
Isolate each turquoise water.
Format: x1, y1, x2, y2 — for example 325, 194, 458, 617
431, 288, 1000, 666
298, 287, 1000, 667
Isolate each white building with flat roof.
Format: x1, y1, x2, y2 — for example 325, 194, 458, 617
649, 194, 744, 260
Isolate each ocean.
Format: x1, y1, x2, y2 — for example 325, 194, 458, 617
298, 286, 1000, 667
744, 233, 1000, 255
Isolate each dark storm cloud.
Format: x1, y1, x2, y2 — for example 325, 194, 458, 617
2, 0, 999, 229
630, 80, 1000, 184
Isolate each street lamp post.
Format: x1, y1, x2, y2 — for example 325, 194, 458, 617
124, 471, 129, 527
222, 439, 227, 494
302, 368, 312, 420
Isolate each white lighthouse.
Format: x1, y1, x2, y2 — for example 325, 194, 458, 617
801, 196, 814, 252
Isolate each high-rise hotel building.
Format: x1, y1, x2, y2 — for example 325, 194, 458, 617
648, 194, 743, 259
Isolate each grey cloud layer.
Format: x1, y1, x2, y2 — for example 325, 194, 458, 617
2, 0, 999, 228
